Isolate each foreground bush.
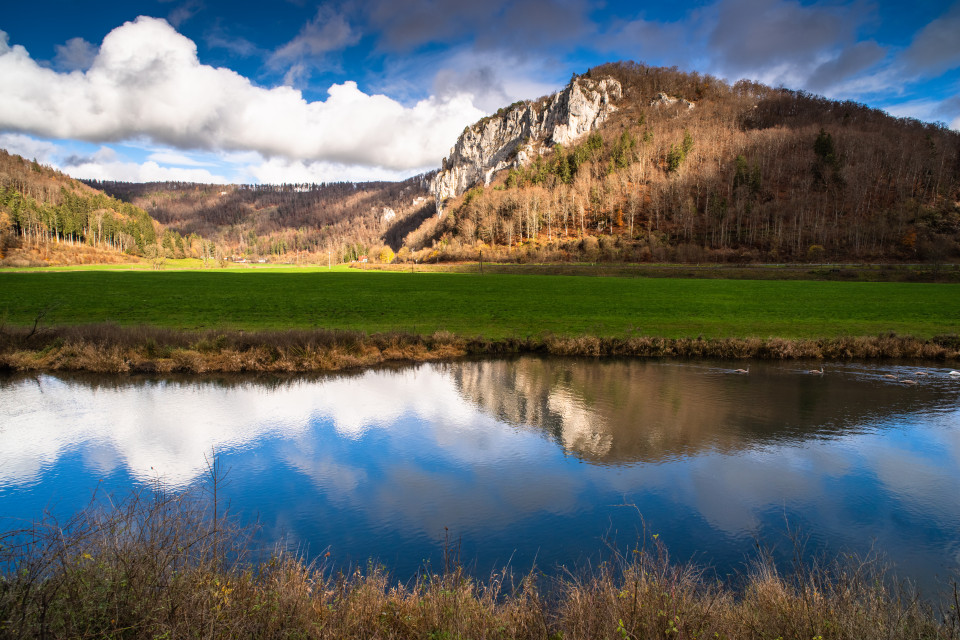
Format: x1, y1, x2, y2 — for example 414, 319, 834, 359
1, 484, 958, 639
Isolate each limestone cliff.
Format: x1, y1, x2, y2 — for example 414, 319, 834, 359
430, 76, 622, 213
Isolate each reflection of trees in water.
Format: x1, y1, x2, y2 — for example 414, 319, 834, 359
449, 359, 616, 456
446, 358, 955, 464
0, 365, 395, 394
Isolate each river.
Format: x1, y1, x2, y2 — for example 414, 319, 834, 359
2, 358, 958, 594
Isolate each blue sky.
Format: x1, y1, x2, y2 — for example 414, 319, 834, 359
1, 0, 958, 184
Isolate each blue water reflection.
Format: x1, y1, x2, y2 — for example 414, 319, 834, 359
1, 359, 958, 592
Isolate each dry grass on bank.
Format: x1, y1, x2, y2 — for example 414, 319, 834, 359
1, 323, 959, 374
0, 325, 469, 373
2, 483, 957, 639
0, 242, 140, 268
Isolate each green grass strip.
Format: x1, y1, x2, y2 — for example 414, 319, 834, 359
2, 270, 959, 339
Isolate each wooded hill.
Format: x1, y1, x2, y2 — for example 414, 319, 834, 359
416, 62, 960, 264
0, 150, 158, 266
89, 177, 435, 263
3, 61, 959, 266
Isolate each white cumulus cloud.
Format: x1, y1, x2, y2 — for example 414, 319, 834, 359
62, 147, 232, 183
244, 157, 415, 184
0, 132, 61, 162
146, 150, 217, 166
0, 17, 485, 173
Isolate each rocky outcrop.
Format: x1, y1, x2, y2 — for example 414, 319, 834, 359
650, 92, 695, 111
430, 76, 622, 213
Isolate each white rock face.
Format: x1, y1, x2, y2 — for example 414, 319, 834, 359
381, 207, 396, 222
650, 92, 695, 111
430, 76, 622, 213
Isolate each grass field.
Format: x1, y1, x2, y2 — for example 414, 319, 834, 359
3, 268, 959, 339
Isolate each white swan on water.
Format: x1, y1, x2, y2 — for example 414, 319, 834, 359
950, 371, 960, 378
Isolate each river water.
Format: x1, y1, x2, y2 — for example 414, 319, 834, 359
2, 358, 959, 593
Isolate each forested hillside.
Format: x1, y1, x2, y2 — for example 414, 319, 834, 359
416, 62, 960, 263
91, 177, 435, 263
0, 150, 158, 266
5, 62, 958, 267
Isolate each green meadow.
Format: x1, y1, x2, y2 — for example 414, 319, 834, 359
2, 268, 959, 339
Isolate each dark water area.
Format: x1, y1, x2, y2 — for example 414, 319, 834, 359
2, 358, 959, 594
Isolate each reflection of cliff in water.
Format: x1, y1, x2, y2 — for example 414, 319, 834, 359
445, 357, 956, 464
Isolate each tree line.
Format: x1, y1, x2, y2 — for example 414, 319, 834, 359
0, 151, 157, 258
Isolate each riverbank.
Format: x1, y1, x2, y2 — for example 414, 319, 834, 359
2, 485, 956, 639
1, 324, 959, 374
